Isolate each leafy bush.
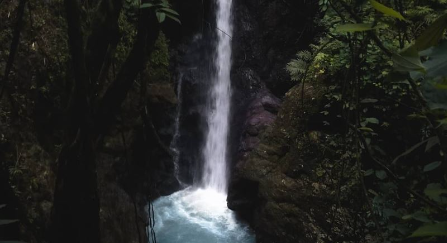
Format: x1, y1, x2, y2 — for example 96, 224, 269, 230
288, 0, 447, 242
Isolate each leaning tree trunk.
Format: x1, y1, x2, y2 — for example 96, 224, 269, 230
51, 130, 99, 243
50, 0, 159, 242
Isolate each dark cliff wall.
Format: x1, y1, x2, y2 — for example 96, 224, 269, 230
226, 1, 365, 242
227, 83, 366, 243
228, 0, 319, 173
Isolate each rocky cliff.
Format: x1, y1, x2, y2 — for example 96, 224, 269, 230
227, 1, 366, 242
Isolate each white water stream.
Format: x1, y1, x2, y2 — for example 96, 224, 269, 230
152, 0, 255, 242
170, 75, 184, 186
202, 0, 233, 193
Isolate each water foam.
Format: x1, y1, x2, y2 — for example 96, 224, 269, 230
153, 187, 254, 243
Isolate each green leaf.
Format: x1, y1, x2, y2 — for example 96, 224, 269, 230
0, 219, 19, 226
364, 169, 374, 176
420, 41, 447, 80
425, 136, 440, 152
435, 80, 447, 90
437, 118, 447, 128
414, 14, 447, 52
160, 7, 179, 16
412, 42, 447, 109
361, 98, 378, 103
392, 46, 425, 72
370, 0, 405, 20
383, 208, 400, 219
165, 13, 181, 24
375, 170, 387, 180
412, 211, 432, 223
421, 81, 447, 110
423, 161, 442, 172
359, 127, 374, 132
156, 12, 166, 23
424, 187, 447, 203
335, 23, 375, 32
140, 3, 154, 9
365, 117, 379, 124
410, 222, 447, 237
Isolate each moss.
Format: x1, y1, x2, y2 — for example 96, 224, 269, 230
230, 80, 367, 242
147, 31, 171, 84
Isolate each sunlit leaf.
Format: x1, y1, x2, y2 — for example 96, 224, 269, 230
370, 0, 405, 20
335, 23, 375, 32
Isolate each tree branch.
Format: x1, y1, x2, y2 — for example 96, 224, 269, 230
336, 0, 393, 57
86, 0, 123, 85
94, 8, 160, 136
350, 124, 447, 213
64, 0, 91, 133
0, 0, 28, 114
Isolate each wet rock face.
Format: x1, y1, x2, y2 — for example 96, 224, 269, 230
228, 84, 331, 243
228, 83, 366, 243
228, 89, 280, 219
172, 34, 215, 185
239, 89, 281, 159
227, 0, 319, 221
231, 0, 319, 97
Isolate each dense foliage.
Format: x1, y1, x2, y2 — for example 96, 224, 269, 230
288, 0, 447, 242
1, 0, 177, 242
2, 0, 446, 242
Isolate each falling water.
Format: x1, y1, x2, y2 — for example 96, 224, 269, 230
202, 0, 233, 193
170, 75, 184, 185
151, 0, 254, 242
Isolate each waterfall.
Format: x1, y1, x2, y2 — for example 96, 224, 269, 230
170, 75, 184, 185
151, 1, 254, 242
202, 0, 233, 193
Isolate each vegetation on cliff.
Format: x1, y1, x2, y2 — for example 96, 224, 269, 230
1, 0, 178, 242
286, 0, 447, 242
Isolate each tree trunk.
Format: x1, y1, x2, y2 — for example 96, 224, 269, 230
51, 129, 99, 243
50, 0, 160, 242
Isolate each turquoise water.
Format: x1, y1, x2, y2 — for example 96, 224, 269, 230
153, 187, 255, 243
